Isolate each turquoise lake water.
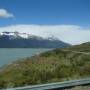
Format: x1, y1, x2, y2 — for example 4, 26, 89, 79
0, 48, 51, 67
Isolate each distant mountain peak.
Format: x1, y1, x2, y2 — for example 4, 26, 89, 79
0, 31, 59, 40
0, 31, 34, 39
0, 31, 70, 48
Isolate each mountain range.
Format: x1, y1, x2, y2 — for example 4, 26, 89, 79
0, 31, 70, 48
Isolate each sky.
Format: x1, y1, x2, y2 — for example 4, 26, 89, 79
0, 0, 90, 45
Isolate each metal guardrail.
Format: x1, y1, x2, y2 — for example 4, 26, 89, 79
2, 78, 90, 90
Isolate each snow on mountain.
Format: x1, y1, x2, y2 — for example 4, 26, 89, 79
0, 31, 59, 41
0, 31, 70, 48
0, 31, 34, 39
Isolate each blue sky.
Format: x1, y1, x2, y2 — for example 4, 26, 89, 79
0, 0, 90, 45
0, 0, 90, 26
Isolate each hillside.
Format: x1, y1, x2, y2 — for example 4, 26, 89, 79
65, 42, 90, 52
0, 42, 90, 89
0, 31, 70, 48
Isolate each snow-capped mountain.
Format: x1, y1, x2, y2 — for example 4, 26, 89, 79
0, 31, 70, 48
0, 31, 35, 39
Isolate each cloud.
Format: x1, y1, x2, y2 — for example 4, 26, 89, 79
0, 24, 90, 45
0, 9, 14, 18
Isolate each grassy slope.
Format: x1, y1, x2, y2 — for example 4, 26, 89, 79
65, 42, 90, 52
0, 42, 90, 88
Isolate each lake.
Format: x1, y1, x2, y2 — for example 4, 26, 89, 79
0, 48, 51, 67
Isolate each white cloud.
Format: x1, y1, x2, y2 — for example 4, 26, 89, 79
0, 9, 14, 18
0, 24, 90, 45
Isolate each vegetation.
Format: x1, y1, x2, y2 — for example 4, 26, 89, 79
65, 42, 90, 52
0, 42, 90, 89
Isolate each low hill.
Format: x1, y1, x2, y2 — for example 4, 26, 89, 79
65, 42, 90, 52
0, 42, 90, 89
